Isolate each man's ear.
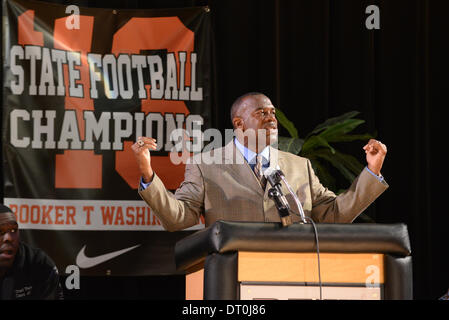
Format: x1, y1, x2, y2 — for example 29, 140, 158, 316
232, 117, 243, 129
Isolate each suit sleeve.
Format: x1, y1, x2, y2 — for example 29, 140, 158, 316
138, 161, 205, 232
307, 159, 389, 223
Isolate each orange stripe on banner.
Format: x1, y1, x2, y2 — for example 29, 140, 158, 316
55, 150, 102, 189
52, 16, 102, 189
111, 17, 194, 190
18, 11, 43, 46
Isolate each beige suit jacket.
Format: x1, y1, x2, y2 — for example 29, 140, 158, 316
139, 142, 388, 231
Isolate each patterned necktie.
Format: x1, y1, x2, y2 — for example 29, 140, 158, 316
254, 155, 267, 189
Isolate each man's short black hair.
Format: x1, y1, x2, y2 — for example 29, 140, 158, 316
230, 92, 266, 123
0, 204, 17, 226
0, 204, 13, 215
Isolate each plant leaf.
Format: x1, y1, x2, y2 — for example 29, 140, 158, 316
333, 152, 365, 175
319, 119, 365, 141
274, 109, 377, 222
277, 136, 304, 155
312, 149, 364, 184
355, 212, 376, 223
275, 108, 299, 138
306, 111, 360, 138
301, 135, 336, 155
327, 133, 374, 143
308, 157, 337, 192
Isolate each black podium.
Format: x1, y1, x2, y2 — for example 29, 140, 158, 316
175, 221, 412, 300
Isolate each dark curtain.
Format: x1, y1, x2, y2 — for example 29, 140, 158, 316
215, 0, 449, 300
1, 0, 448, 300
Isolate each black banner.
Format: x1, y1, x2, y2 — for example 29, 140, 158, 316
2, 0, 213, 275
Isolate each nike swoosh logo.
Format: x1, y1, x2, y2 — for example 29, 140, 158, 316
76, 244, 141, 269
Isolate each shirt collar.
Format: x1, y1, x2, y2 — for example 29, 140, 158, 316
234, 138, 270, 165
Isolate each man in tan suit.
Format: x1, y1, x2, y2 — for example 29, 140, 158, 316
132, 93, 388, 231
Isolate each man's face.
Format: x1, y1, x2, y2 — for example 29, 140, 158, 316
233, 94, 278, 150
0, 213, 20, 270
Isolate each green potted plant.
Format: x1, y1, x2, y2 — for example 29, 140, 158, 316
276, 109, 376, 221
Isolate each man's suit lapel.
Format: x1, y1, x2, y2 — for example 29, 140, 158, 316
222, 141, 265, 196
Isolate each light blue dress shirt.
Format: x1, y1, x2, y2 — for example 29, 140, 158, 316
233, 138, 270, 172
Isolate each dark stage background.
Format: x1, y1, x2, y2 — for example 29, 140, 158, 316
2, 0, 448, 300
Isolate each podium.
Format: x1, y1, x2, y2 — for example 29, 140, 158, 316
175, 221, 412, 300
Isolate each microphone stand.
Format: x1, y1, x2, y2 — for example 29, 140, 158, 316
265, 170, 293, 227
277, 169, 321, 299
277, 169, 308, 224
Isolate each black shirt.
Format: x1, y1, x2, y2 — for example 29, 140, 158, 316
0, 242, 63, 300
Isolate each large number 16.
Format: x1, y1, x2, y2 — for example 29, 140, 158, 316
18, 10, 193, 190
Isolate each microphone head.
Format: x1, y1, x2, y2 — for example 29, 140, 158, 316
274, 165, 286, 177
264, 167, 277, 178
264, 166, 284, 179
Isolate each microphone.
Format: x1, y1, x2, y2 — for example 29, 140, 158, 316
264, 167, 293, 227
264, 167, 308, 224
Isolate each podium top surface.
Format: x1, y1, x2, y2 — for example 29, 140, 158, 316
175, 221, 411, 271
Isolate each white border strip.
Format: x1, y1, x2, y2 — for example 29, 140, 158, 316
3, 198, 204, 231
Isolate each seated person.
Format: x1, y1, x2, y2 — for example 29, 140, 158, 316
0, 204, 63, 300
